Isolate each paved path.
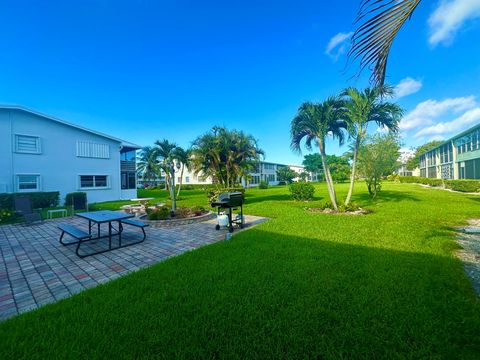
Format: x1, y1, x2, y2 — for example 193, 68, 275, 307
0, 214, 267, 320
457, 219, 480, 296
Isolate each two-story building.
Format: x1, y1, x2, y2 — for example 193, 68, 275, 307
419, 123, 480, 180
0, 105, 141, 203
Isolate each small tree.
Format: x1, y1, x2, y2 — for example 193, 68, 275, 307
299, 171, 310, 181
406, 140, 444, 170
358, 134, 400, 198
277, 166, 297, 184
327, 154, 351, 183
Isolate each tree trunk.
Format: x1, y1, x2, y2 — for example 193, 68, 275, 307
319, 140, 338, 211
345, 136, 361, 205
176, 164, 184, 198
164, 172, 169, 191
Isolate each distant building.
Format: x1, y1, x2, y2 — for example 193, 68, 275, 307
164, 161, 313, 187
0, 105, 140, 203
419, 123, 480, 179
396, 149, 420, 177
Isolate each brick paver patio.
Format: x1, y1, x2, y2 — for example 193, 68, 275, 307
0, 214, 267, 320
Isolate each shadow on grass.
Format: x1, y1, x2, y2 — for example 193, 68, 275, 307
1, 227, 479, 359
244, 193, 293, 204
353, 190, 421, 204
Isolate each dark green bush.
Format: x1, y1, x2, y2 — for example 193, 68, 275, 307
0, 208, 16, 223
146, 206, 171, 220
65, 192, 87, 206
258, 181, 269, 189
444, 180, 480, 193
206, 187, 245, 203
0, 192, 59, 209
289, 182, 315, 201
277, 181, 287, 186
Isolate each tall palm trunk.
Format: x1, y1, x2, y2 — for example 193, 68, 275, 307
345, 135, 361, 205
176, 164, 185, 198
319, 139, 338, 211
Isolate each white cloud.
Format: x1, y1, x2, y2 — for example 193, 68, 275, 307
415, 108, 480, 137
428, 0, 480, 46
325, 31, 353, 61
394, 77, 423, 98
400, 96, 477, 130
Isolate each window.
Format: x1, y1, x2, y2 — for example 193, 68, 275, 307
76, 141, 110, 159
80, 175, 109, 189
15, 135, 41, 154
267, 174, 276, 182
120, 150, 136, 161
186, 176, 190, 183
121, 172, 136, 189
17, 175, 40, 191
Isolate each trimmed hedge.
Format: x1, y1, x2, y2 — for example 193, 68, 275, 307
444, 180, 480, 193
65, 192, 87, 206
399, 176, 480, 193
0, 192, 59, 210
399, 176, 444, 187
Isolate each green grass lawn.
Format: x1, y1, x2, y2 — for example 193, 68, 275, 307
1, 182, 480, 358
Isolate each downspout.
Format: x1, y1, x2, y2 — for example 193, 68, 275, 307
10, 110, 14, 193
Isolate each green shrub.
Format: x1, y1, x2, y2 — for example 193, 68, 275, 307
206, 187, 245, 203
0, 192, 59, 209
147, 206, 171, 220
0, 208, 15, 223
386, 174, 400, 182
319, 200, 333, 210
289, 182, 315, 201
444, 180, 480, 193
338, 202, 360, 213
0, 194, 13, 209
65, 192, 87, 206
277, 181, 287, 186
258, 181, 269, 189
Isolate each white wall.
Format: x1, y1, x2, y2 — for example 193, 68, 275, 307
0, 108, 134, 204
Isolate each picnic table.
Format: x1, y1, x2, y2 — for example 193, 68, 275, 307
58, 210, 148, 258
130, 197, 154, 206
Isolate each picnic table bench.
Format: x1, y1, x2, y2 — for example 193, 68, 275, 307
58, 211, 148, 258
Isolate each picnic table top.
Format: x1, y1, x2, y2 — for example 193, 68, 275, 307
76, 210, 134, 223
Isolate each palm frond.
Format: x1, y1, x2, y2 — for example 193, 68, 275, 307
349, 0, 421, 86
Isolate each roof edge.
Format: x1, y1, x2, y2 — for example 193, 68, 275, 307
0, 104, 142, 149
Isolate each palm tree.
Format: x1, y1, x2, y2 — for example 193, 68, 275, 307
190, 127, 264, 188
342, 86, 403, 205
173, 146, 190, 198
136, 146, 160, 187
349, 0, 422, 86
291, 98, 347, 211
154, 139, 178, 191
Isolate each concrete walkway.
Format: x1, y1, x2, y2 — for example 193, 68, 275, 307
0, 214, 267, 320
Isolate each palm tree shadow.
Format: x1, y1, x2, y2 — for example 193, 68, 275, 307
353, 190, 421, 203
245, 193, 293, 204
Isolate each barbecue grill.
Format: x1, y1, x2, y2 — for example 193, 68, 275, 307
210, 192, 244, 233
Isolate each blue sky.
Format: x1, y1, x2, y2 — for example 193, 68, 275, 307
1, 0, 480, 164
